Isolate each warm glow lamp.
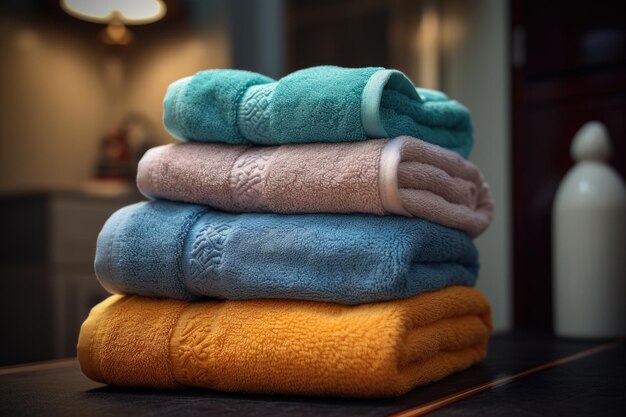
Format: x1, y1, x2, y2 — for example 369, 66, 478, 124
60, 0, 166, 44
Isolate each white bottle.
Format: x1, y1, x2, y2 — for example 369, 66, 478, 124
553, 121, 626, 338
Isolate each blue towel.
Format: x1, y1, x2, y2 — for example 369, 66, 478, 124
164, 66, 473, 158
95, 201, 479, 304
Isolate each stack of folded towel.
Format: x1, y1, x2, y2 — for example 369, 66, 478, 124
78, 66, 495, 398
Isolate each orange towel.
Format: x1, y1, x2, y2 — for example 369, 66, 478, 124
78, 286, 492, 398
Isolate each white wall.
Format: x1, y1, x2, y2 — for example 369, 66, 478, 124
0, 20, 109, 192
442, 0, 512, 331
0, 17, 229, 193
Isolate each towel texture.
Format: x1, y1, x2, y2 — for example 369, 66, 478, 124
78, 286, 492, 398
95, 200, 479, 303
163, 66, 473, 157
137, 136, 493, 237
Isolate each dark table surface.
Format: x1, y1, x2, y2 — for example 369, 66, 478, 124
0, 332, 624, 417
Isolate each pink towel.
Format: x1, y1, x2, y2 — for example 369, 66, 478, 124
137, 136, 494, 237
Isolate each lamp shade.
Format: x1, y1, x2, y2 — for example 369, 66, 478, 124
61, 0, 166, 25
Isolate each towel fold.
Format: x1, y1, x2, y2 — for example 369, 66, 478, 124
163, 66, 473, 157
137, 136, 493, 237
95, 200, 479, 303
78, 286, 492, 398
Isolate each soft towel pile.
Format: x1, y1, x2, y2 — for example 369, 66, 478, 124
137, 136, 493, 236
95, 200, 479, 303
163, 66, 473, 157
78, 286, 491, 398
78, 65, 495, 398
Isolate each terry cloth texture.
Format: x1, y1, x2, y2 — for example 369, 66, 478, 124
137, 136, 493, 237
95, 200, 479, 303
78, 286, 492, 398
163, 66, 473, 157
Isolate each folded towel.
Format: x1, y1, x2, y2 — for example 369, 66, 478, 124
163, 66, 473, 157
137, 136, 493, 237
78, 286, 492, 398
95, 200, 479, 303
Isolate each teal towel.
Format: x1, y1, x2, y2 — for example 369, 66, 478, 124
95, 201, 479, 304
163, 66, 473, 157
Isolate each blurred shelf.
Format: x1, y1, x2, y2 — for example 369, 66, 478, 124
0, 191, 142, 365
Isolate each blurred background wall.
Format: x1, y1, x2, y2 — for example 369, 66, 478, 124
441, 0, 511, 332
2, 0, 623, 366
0, 0, 512, 366
0, 1, 230, 192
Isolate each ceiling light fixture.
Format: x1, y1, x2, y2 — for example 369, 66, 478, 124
60, 0, 166, 44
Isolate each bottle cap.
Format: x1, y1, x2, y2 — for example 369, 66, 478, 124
571, 121, 612, 162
